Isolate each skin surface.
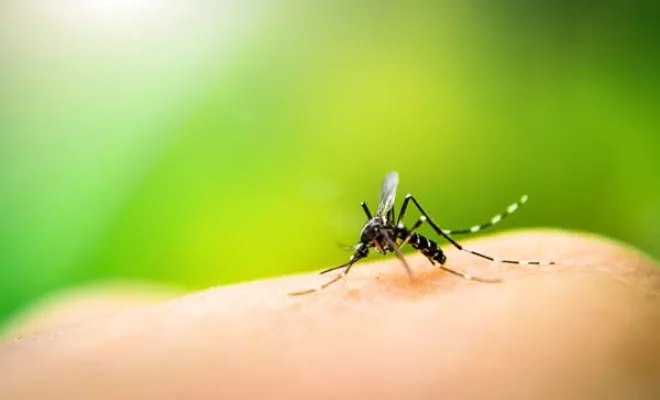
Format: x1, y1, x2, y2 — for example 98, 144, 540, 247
1, 229, 660, 399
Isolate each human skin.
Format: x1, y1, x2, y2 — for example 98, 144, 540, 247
1, 229, 660, 399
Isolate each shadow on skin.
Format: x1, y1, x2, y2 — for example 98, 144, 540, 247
1, 229, 660, 399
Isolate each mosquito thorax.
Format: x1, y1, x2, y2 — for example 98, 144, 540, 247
359, 217, 388, 242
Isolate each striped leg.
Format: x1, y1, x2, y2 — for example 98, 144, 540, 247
427, 257, 502, 283
398, 194, 554, 267
443, 195, 529, 235
397, 216, 427, 248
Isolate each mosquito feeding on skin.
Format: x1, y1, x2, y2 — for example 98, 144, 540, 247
289, 172, 554, 296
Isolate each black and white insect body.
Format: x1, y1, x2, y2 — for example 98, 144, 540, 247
289, 172, 554, 296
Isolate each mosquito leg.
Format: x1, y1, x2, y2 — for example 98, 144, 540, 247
397, 216, 427, 248
439, 264, 501, 283
361, 201, 373, 219
372, 239, 386, 254
289, 245, 369, 296
402, 195, 555, 266
288, 263, 356, 296
387, 208, 396, 225
423, 255, 500, 283
320, 243, 369, 274
381, 230, 414, 280
442, 195, 529, 235
396, 195, 411, 225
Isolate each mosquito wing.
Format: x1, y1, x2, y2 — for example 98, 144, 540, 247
376, 171, 399, 217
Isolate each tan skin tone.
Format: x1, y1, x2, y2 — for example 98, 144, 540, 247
1, 229, 660, 399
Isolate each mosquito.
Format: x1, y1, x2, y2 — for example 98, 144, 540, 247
289, 172, 554, 296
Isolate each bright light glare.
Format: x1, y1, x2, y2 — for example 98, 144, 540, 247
52, 0, 182, 28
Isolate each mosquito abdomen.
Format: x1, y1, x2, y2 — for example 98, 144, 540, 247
405, 232, 447, 265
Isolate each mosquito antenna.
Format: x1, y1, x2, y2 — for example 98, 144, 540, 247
335, 241, 357, 252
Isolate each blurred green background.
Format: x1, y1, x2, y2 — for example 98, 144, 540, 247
1, 1, 658, 327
